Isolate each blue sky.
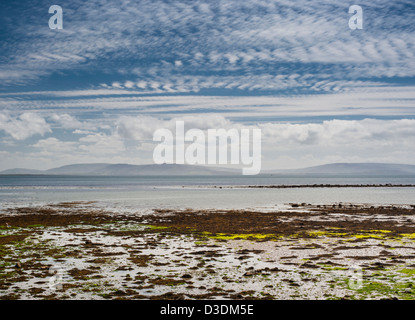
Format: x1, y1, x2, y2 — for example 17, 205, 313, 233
0, 0, 415, 170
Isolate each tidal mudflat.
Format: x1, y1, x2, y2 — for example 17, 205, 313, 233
1, 202, 415, 300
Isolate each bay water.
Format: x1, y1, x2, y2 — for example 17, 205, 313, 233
1, 174, 414, 213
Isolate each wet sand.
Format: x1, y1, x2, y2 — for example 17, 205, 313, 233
1, 202, 415, 300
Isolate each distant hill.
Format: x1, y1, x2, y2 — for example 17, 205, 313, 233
0, 163, 238, 176
44, 163, 111, 175
0, 168, 44, 175
2, 162, 415, 176
278, 163, 415, 175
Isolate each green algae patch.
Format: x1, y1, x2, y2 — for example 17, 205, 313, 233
369, 230, 392, 234
114, 223, 147, 232
141, 225, 282, 242
353, 229, 394, 240
307, 230, 349, 238
149, 228, 281, 241
356, 281, 393, 297
323, 266, 349, 271
26, 224, 44, 228
304, 229, 405, 241
398, 268, 415, 276
199, 228, 404, 242
334, 268, 415, 300
352, 234, 386, 240
400, 233, 415, 239
353, 280, 415, 300
146, 225, 170, 231
207, 232, 280, 241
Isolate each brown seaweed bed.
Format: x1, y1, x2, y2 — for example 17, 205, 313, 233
1, 201, 415, 300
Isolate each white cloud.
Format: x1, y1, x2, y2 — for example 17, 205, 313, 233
50, 114, 83, 129
116, 114, 415, 153
2, 112, 415, 170
116, 114, 235, 142
30, 132, 125, 160
73, 129, 95, 135
136, 81, 147, 89
79, 133, 125, 154
115, 115, 415, 169
0, 112, 51, 140
172, 115, 232, 131
258, 118, 415, 169
259, 119, 415, 147
111, 82, 123, 89
32, 137, 77, 153
124, 81, 135, 89
2, 85, 415, 121
1, 0, 415, 173
116, 115, 166, 140
0, 89, 153, 97
2, 0, 414, 86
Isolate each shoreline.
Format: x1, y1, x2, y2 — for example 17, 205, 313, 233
1, 202, 415, 300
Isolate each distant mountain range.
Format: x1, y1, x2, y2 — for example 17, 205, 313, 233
0, 163, 238, 176
275, 163, 415, 175
1, 162, 415, 176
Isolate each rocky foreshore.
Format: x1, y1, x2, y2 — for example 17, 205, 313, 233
1, 202, 415, 300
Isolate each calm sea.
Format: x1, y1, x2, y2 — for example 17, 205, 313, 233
1, 174, 415, 213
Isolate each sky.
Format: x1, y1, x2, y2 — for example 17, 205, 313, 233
0, 0, 415, 171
